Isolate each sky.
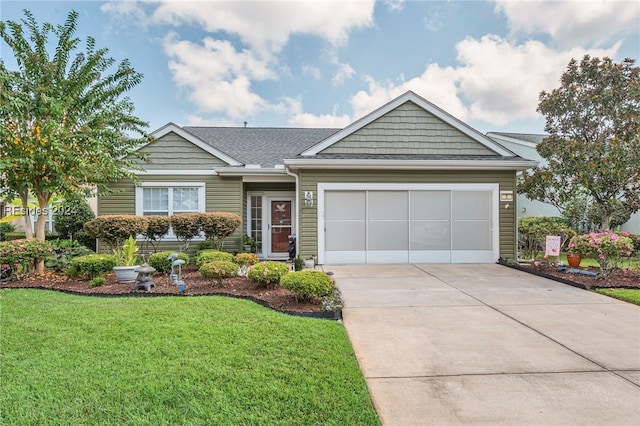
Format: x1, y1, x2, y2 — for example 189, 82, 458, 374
1, 0, 639, 135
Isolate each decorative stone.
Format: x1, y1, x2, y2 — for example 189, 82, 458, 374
132, 263, 156, 292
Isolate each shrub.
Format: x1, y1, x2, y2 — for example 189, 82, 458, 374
200, 211, 241, 250
148, 251, 190, 273
235, 252, 259, 276
199, 260, 238, 287
53, 194, 95, 239
568, 232, 634, 279
84, 215, 148, 251
171, 213, 203, 252
90, 277, 107, 287
248, 261, 289, 289
45, 239, 94, 272
617, 231, 640, 255
518, 216, 576, 259
142, 215, 171, 252
280, 270, 334, 302
68, 254, 116, 279
0, 239, 52, 280
0, 223, 16, 241
195, 249, 234, 268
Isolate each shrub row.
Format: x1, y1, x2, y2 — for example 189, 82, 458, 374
83, 211, 241, 252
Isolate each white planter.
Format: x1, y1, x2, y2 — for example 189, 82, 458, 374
113, 265, 140, 283
304, 260, 315, 269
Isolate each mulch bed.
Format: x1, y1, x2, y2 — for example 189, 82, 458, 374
0, 265, 341, 319
499, 259, 640, 290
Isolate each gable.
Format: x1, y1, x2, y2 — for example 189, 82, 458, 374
134, 131, 229, 170
319, 101, 497, 156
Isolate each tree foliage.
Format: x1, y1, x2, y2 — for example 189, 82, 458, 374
0, 10, 151, 246
518, 56, 640, 231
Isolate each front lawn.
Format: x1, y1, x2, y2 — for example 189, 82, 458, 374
0, 290, 380, 425
595, 288, 640, 305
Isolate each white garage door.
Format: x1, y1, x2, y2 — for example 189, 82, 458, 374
319, 183, 499, 264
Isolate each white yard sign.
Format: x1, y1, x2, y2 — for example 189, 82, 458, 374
545, 235, 561, 256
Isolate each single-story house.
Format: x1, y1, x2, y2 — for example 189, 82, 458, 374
487, 132, 640, 234
99, 91, 537, 264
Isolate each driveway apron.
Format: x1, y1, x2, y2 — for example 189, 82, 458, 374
330, 263, 640, 426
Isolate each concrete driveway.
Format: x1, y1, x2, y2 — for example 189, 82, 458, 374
329, 264, 640, 426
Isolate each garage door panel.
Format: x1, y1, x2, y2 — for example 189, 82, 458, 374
326, 221, 365, 251
325, 191, 365, 220
410, 221, 451, 250
452, 221, 492, 250
410, 191, 450, 220
369, 191, 407, 220
368, 221, 408, 250
452, 191, 491, 220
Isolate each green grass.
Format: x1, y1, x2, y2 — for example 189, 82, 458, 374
559, 253, 639, 268
595, 288, 640, 305
0, 290, 380, 425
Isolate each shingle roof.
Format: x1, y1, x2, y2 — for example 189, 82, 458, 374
183, 127, 340, 167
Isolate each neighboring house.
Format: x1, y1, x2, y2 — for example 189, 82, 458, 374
99, 91, 536, 264
487, 132, 640, 234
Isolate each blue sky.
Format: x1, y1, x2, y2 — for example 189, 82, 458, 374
1, 0, 638, 134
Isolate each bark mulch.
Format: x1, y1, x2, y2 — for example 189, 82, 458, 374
1, 265, 341, 320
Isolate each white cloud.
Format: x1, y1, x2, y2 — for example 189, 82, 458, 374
149, 0, 375, 56
284, 97, 351, 128
348, 35, 619, 126
163, 32, 275, 118
302, 65, 322, 80
384, 0, 405, 12
494, 0, 640, 48
332, 63, 356, 85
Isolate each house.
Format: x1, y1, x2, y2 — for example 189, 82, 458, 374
99, 91, 537, 264
487, 132, 640, 234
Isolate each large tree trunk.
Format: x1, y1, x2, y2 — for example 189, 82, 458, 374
19, 191, 34, 239
34, 191, 51, 274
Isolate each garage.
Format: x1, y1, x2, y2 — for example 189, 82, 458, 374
318, 183, 499, 264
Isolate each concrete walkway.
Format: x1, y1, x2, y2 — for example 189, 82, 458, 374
329, 263, 640, 426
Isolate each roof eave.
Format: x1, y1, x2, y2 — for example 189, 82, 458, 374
283, 158, 539, 171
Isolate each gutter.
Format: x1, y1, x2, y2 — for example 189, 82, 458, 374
284, 158, 538, 171
284, 165, 300, 257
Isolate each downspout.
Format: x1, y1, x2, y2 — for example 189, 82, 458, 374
284, 165, 300, 257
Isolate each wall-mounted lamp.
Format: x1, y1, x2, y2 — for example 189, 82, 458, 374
304, 191, 314, 207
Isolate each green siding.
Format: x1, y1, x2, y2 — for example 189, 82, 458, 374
321, 102, 497, 156
98, 174, 243, 253
297, 169, 517, 261
132, 132, 227, 169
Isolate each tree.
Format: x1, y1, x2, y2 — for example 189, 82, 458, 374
0, 10, 150, 256
518, 56, 640, 231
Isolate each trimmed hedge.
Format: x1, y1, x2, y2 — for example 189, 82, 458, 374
148, 251, 190, 273
195, 250, 235, 268
200, 211, 241, 250
67, 254, 116, 279
84, 215, 148, 251
280, 270, 335, 301
247, 261, 289, 289
170, 213, 202, 252
199, 260, 238, 287
142, 216, 171, 252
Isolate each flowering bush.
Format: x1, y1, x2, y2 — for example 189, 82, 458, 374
616, 231, 640, 255
568, 232, 634, 279
321, 288, 344, 312
0, 239, 52, 281
247, 261, 289, 289
235, 252, 259, 276
199, 260, 238, 287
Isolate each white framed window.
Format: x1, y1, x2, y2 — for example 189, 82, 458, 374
135, 182, 206, 239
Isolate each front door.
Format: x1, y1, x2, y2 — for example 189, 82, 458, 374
267, 197, 294, 259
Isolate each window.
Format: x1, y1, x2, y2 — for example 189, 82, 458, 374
135, 183, 205, 239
